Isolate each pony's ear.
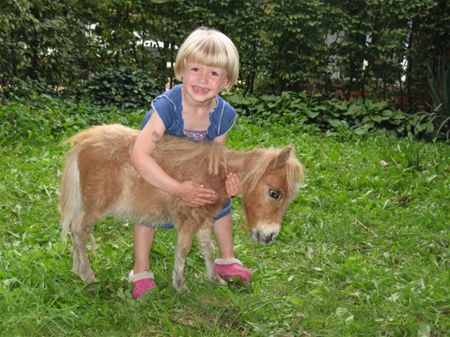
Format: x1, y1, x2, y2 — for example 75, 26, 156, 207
272, 144, 294, 169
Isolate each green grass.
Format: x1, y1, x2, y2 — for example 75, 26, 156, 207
0, 102, 449, 336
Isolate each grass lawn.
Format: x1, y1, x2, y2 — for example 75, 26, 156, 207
0, 103, 449, 336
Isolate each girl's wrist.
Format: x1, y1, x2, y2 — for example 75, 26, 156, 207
170, 181, 183, 198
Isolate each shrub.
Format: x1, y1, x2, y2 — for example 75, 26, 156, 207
0, 78, 60, 102
226, 91, 445, 140
75, 67, 164, 111
0, 96, 143, 145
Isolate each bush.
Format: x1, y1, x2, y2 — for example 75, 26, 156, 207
0, 78, 60, 102
75, 67, 164, 111
226, 91, 445, 140
0, 96, 143, 145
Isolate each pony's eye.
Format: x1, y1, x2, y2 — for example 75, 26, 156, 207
268, 189, 281, 200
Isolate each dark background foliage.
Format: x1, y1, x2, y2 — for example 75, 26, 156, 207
0, 0, 448, 138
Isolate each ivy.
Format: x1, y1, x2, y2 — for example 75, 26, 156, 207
226, 91, 445, 140
74, 67, 164, 111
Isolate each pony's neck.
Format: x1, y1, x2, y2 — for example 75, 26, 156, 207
224, 149, 260, 183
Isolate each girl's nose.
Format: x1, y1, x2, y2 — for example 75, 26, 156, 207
197, 71, 208, 82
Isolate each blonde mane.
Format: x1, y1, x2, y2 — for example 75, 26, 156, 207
156, 136, 225, 176
241, 149, 305, 200
286, 156, 305, 200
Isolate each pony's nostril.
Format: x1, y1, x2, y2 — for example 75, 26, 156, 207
256, 231, 261, 242
253, 226, 280, 244
264, 232, 275, 243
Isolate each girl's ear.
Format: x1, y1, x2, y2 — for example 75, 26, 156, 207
223, 78, 230, 90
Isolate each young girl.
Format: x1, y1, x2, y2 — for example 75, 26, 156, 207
129, 27, 251, 299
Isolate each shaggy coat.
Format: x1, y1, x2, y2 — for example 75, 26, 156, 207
60, 124, 304, 292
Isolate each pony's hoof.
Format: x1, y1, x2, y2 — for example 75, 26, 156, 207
83, 274, 96, 284
175, 284, 189, 294
218, 277, 227, 285
208, 273, 227, 285
173, 275, 189, 294
74, 269, 96, 284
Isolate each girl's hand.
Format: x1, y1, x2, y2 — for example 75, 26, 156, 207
178, 181, 217, 206
225, 172, 241, 197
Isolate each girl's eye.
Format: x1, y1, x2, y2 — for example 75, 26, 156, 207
190, 67, 199, 72
211, 71, 220, 77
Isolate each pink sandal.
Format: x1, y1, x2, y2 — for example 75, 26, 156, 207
128, 270, 156, 299
215, 258, 251, 283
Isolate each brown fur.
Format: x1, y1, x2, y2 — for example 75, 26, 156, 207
59, 124, 304, 292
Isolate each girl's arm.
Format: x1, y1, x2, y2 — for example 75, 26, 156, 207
130, 112, 216, 206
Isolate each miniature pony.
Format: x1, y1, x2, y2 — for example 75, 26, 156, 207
59, 124, 304, 293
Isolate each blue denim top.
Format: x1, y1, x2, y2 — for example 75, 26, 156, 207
141, 84, 236, 140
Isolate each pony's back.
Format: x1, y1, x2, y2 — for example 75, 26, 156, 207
64, 124, 225, 175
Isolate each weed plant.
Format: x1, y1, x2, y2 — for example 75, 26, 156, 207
0, 101, 448, 336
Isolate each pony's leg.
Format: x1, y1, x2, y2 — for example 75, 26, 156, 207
172, 223, 195, 294
71, 211, 98, 283
70, 211, 85, 278
196, 224, 225, 285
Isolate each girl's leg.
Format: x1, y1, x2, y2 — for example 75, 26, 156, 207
213, 214, 251, 283
130, 224, 157, 299
213, 214, 234, 259
133, 224, 155, 273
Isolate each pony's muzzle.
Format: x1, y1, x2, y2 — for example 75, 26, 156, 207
251, 224, 281, 244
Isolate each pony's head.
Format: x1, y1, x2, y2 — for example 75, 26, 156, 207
241, 145, 304, 244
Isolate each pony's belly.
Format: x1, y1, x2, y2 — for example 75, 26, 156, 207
109, 195, 173, 225
135, 214, 174, 227
112, 207, 174, 227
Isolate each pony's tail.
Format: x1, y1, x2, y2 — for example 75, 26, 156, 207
59, 148, 83, 242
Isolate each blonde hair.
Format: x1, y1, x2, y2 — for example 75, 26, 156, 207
174, 27, 239, 89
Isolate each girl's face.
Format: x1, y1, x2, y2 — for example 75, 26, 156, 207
182, 61, 229, 105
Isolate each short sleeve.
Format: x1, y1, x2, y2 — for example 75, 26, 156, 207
215, 101, 237, 136
150, 95, 176, 130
